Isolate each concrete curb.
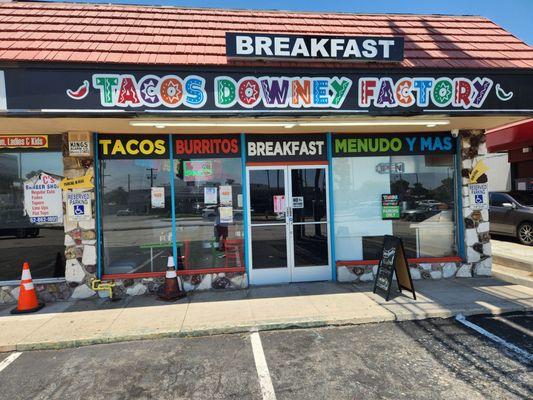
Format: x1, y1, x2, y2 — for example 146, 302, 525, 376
493, 265, 533, 288
493, 254, 533, 272
11, 303, 531, 352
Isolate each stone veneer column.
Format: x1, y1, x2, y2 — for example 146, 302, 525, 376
63, 132, 98, 299
457, 129, 492, 277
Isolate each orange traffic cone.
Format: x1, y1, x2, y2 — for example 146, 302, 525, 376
11, 262, 45, 314
158, 256, 186, 301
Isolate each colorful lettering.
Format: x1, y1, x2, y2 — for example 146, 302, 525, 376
453, 78, 472, 108
471, 78, 493, 108
185, 76, 206, 108
291, 79, 311, 107
431, 78, 453, 106
238, 78, 261, 107
159, 76, 183, 107
215, 77, 237, 108
330, 78, 352, 107
93, 75, 119, 106
375, 78, 396, 108
260, 78, 290, 106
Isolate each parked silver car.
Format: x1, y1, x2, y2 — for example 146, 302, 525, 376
489, 191, 533, 245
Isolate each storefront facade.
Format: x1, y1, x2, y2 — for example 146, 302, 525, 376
0, 2, 532, 302
486, 119, 533, 191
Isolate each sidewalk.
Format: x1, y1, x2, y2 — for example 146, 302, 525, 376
491, 239, 533, 288
1, 277, 532, 352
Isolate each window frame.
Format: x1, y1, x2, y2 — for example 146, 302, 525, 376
96, 133, 246, 280
0, 138, 66, 285
331, 151, 460, 264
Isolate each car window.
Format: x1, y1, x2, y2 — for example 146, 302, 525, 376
509, 192, 533, 206
490, 193, 511, 207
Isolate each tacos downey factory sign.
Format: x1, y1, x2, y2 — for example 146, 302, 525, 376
225, 33, 404, 62
2, 68, 532, 115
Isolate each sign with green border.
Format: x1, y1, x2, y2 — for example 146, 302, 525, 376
382, 194, 400, 219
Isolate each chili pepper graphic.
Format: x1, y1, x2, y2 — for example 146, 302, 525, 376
66, 80, 90, 100
495, 83, 513, 101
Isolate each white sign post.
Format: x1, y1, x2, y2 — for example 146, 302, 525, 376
24, 173, 63, 224
67, 192, 92, 221
468, 183, 489, 210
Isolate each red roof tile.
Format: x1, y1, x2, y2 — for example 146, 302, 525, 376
0, 1, 531, 68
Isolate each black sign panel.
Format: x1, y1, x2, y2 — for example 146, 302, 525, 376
333, 132, 457, 157
98, 135, 170, 159
3, 68, 532, 115
373, 235, 416, 301
225, 32, 404, 62
173, 134, 241, 159
246, 134, 327, 163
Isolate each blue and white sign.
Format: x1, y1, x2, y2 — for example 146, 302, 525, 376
468, 183, 489, 210
67, 192, 92, 221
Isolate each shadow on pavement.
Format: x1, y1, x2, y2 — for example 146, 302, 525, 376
397, 317, 532, 399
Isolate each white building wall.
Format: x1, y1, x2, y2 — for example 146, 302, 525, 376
484, 152, 511, 192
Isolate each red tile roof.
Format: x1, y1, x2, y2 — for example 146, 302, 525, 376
0, 1, 531, 68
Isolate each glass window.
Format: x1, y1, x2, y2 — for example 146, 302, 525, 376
489, 193, 509, 207
173, 158, 244, 270
100, 158, 172, 275
0, 147, 64, 282
509, 192, 533, 206
333, 154, 456, 260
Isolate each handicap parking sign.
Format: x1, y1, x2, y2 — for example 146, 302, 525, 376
67, 192, 91, 221
73, 204, 85, 215
468, 183, 488, 210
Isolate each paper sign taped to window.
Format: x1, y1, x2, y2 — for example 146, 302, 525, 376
151, 187, 165, 208
219, 206, 233, 224
220, 185, 233, 205
24, 173, 63, 224
204, 187, 218, 204
292, 196, 304, 209
273, 195, 285, 213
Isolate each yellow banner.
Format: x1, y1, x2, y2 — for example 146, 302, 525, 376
469, 160, 489, 183
60, 173, 94, 190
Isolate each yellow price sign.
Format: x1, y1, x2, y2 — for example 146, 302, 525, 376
59, 173, 94, 190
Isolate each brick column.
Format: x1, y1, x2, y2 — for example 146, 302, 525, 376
458, 129, 492, 277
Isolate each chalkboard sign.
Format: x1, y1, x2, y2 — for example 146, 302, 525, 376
373, 235, 416, 301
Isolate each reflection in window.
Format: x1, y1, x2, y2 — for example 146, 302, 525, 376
333, 154, 456, 260
100, 159, 172, 275
0, 150, 64, 281
174, 158, 243, 270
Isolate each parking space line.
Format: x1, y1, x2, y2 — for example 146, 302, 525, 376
250, 331, 277, 400
0, 352, 21, 373
455, 314, 533, 362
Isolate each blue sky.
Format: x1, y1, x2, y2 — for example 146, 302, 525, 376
53, 0, 532, 44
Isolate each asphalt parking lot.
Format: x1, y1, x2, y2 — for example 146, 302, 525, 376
0, 313, 531, 400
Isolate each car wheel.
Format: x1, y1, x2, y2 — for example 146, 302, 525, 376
518, 222, 533, 246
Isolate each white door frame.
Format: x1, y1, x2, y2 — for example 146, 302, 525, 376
287, 164, 331, 283
246, 164, 331, 285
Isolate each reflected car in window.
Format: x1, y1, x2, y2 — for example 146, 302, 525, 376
489, 191, 533, 246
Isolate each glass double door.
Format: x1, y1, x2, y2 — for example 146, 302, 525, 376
247, 165, 330, 284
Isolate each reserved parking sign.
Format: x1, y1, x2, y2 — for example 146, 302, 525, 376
468, 183, 489, 210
